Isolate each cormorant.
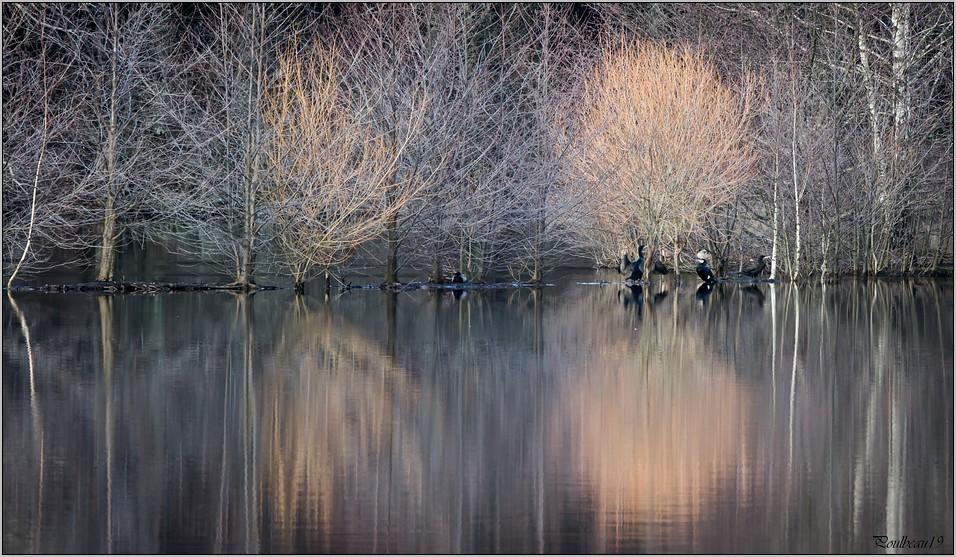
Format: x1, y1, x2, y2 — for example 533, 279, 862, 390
622, 244, 646, 281
696, 258, 716, 284
740, 255, 769, 278
452, 271, 466, 283
651, 257, 671, 275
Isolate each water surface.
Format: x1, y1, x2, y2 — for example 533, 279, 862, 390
3, 271, 953, 553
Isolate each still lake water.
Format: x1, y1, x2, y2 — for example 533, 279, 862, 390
3, 270, 953, 553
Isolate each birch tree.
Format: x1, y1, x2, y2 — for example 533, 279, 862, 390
3, 4, 50, 287
2, 3, 80, 278
852, 3, 953, 274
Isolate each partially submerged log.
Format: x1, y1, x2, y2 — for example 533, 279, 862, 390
7, 281, 279, 294
577, 276, 781, 286
5, 279, 547, 294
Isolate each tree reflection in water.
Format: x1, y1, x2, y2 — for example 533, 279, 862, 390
1, 276, 952, 553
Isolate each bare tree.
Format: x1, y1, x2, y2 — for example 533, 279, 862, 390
504, 4, 592, 283
334, 4, 515, 284
65, 4, 172, 281
155, 4, 297, 289
572, 38, 756, 272
851, 3, 953, 274
3, 4, 52, 285
331, 5, 434, 284
262, 36, 427, 292
421, 5, 598, 283
4, 4, 170, 281
749, 3, 952, 278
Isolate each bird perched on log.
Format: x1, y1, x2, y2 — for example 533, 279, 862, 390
739, 255, 769, 278
695, 249, 718, 283
651, 257, 671, 275
695, 258, 717, 284
621, 245, 646, 281
619, 250, 632, 275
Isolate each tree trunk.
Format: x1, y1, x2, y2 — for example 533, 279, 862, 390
791, 104, 802, 281
235, 230, 255, 288
531, 258, 542, 283
671, 239, 681, 275
383, 213, 400, 284
429, 252, 444, 283
788, 29, 802, 282
8, 49, 47, 288
890, 3, 911, 275
236, 4, 265, 289
531, 216, 544, 283
770, 149, 780, 280
97, 10, 121, 283
891, 3, 911, 146
97, 194, 118, 281
858, 12, 891, 276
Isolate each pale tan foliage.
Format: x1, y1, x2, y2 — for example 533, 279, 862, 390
263, 39, 427, 288
573, 39, 756, 266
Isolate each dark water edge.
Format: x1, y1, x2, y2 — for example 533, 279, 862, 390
3, 271, 953, 554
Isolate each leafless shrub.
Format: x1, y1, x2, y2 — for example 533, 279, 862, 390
571, 38, 756, 270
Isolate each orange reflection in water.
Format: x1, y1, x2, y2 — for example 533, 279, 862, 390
550, 287, 756, 551
259, 299, 428, 553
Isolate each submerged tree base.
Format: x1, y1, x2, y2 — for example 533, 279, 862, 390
6, 281, 280, 294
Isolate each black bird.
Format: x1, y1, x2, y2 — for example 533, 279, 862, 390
619, 250, 632, 275
651, 257, 671, 275
740, 255, 769, 278
452, 271, 467, 283
696, 258, 716, 284
622, 244, 646, 281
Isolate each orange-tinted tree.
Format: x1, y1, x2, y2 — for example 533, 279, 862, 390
572, 39, 756, 270
263, 38, 427, 292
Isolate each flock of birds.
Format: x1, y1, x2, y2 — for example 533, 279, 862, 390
446, 246, 769, 288
620, 245, 770, 284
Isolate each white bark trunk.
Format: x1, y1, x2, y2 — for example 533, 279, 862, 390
791, 100, 802, 280
891, 3, 911, 145
770, 139, 780, 280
